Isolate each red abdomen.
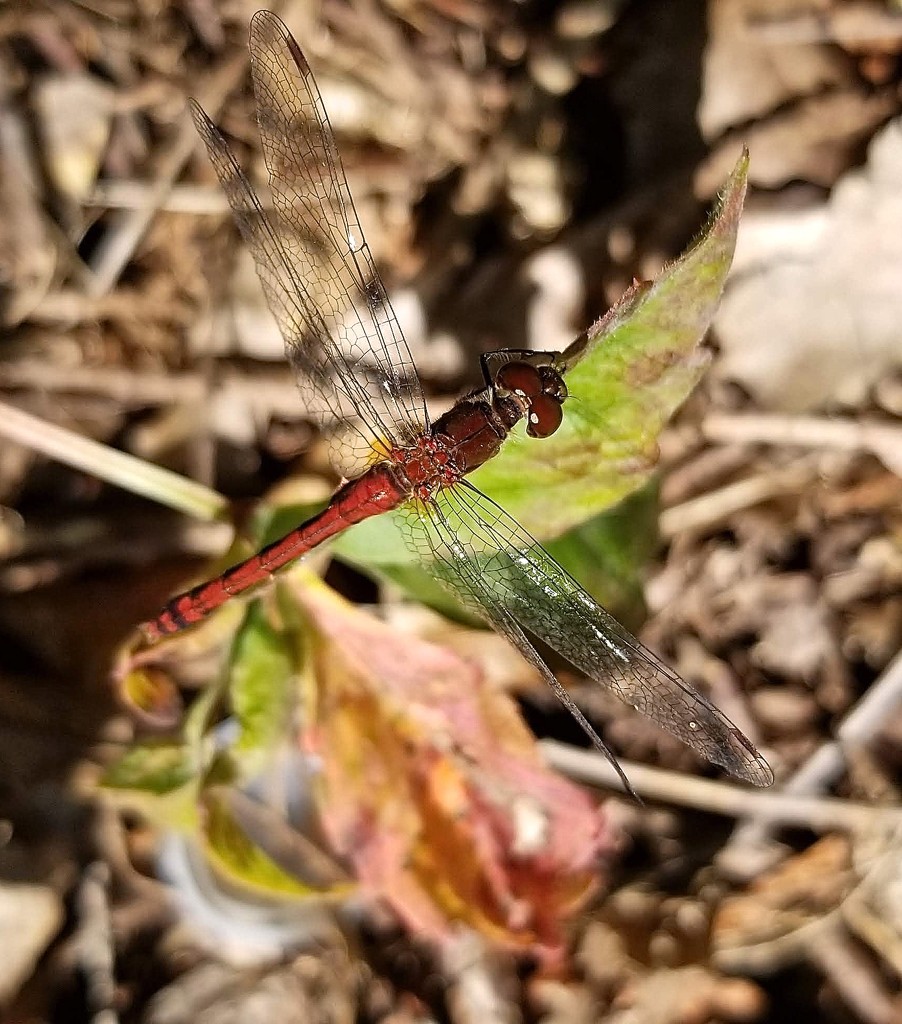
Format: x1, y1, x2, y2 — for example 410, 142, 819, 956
142, 462, 408, 641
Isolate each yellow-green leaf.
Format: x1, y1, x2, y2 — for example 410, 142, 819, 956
200, 788, 349, 899
228, 601, 297, 771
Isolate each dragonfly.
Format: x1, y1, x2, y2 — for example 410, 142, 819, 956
140, 10, 772, 795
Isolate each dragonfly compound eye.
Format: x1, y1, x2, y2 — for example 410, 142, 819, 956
526, 392, 564, 438
538, 364, 568, 403
494, 361, 544, 399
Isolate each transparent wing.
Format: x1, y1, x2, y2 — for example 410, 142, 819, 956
191, 11, 427, 477
248, 11, 427, 470
402, 482, 773, 789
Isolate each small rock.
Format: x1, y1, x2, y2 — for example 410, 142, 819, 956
751, 687, 818, 735
0, 881, 63, 1002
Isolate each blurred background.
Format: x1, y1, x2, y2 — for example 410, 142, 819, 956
1, 0, 901, 1021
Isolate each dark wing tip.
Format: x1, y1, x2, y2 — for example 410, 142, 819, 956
724, 727, 774, 787
622, 641, 776, 789
744, 753, 775, 788
249, 10, 311, 76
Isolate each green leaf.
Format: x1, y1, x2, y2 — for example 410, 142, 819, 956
250, 498, 330, 549
336, 483, 659, 626
228, 601, 297, 771
200, 788, 347, 899
469, 150, 749, 540
332, 506, 415, 567
101, 741, 196, 795
543, 479, 660, 630
333, 153, 747, 590
100, 741, 200, 829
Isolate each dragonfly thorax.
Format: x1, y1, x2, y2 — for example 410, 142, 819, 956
393, 434, 463, 501
394, 361, 570, 500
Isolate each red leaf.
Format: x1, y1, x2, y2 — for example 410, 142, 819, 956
292, 576, 611, 963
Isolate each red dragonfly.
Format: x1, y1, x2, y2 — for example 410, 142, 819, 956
141, 11, 772, 793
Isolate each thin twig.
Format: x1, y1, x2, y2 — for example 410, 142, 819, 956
807, 921, 899, 1024
0, 398, 227, 522
659, 459, 818, 538
749, 7, 902, 46
540, 740, 901, 833
0, 359, 433, 426
720, 646, 902, 873
0, 362, 312, 419
776, 645, 902, 794
76, 862, 119, 1024
89, 180, 231, 214
703, 412, 902, 476
0, 361, 207, 404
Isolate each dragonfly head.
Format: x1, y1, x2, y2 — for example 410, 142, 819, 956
493, 361, 567, 439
